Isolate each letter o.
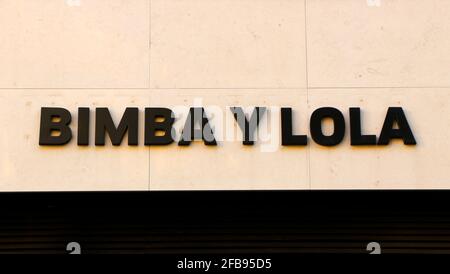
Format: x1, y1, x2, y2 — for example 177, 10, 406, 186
310, 107, 345, 146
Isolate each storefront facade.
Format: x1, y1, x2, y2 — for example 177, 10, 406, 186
1, 0, 449, 192
0, 0, 450, 254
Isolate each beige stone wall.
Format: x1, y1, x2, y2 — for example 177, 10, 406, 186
0, 0, 449, 191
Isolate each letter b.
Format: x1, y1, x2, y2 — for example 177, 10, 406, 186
39, 107, 72, 145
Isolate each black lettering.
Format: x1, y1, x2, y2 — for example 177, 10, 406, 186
178, 107, 217, 146
349, 107, 377, 146
378, 107, 416, 145
310, 107, 345, 146
77, 107, 90, 146
281, 108, 307, 146
145, 108, 175, 145
230, 107, 266, 145
95, 107, 138, 146
39, 107, 72, 146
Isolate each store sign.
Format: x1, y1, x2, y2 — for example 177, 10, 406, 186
38, 106, 416, 147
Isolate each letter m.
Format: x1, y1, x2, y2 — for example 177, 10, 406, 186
95, 108, 138, 146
